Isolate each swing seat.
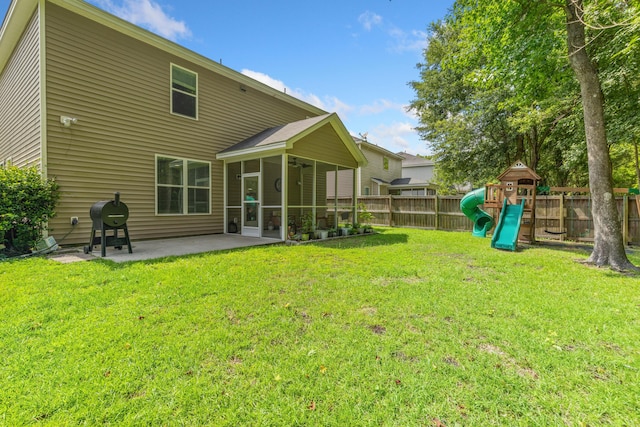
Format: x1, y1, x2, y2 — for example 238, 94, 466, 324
544, 229, 567, 235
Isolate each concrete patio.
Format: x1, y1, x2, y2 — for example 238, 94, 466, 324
48, 234, 281, 263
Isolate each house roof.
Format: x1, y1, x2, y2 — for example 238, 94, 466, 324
0, 0, 325, 117
496, 160, 541, 181
390, 177, 434, 188
216, 113, 368, 166
218, 114, 331, 154
357, 141, 404, 160
371, 178, 390, 185
396, 152, 435, 167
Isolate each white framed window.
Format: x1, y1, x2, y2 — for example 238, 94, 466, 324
383, 156, 389, 170
156, 155, 210, 215
364, 186, 370, 196
171, 64, 198, 119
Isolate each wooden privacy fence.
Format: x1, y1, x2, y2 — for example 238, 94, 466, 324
341, 195, 640, 246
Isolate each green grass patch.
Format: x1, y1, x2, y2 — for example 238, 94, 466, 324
1, 228, 639, 425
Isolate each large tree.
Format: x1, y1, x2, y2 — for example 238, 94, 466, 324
564, 0, 636, 270
411, 0, 640, 270
409, 20, 519, 188
410, 2, 581, 189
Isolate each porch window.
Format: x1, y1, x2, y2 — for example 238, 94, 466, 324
156, 155, 210, 215
171, 64, 198, 119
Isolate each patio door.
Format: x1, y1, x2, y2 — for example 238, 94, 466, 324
242, 173, 260, 237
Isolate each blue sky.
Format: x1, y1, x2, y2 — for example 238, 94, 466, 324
1, 0, 454, 156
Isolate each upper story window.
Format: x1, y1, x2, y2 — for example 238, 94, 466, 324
383, 156, 389, 170
171, 64, 198, 119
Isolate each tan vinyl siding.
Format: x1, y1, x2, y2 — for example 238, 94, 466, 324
359, 146, 402, 195
44, 4, 319, 244
289, 123, 358, 169
0, 11, 41, 167
326, 169, 354, 198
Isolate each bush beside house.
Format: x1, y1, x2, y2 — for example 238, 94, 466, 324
0, 166, 60, 257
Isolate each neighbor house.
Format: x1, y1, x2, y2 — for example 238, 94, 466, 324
356, 140, 404, 196
391, 152, 437, 196
0, 0, 366, 244
327, 138, 404, 197
327, 141, 437, 197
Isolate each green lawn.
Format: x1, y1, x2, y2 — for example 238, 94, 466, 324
1, 228, 639, 426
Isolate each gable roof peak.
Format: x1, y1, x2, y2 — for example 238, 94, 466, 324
496, 160, 541, 181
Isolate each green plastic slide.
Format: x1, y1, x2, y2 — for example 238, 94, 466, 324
491, 198, 525, 251
460, 188, 494, 237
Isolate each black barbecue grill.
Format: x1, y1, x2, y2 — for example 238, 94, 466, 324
84, 192, 132, 257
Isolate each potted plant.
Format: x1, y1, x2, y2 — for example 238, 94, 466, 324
328, 227, 337, 238
287, 226, 296, 240
316, 228, 329, 239
340, 223, 351, 237
300, 212, 314, 241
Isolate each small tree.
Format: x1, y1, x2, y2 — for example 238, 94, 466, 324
357, 202, 374, 226
0, 166, 60, 256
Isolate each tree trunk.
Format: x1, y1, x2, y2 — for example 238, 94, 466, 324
529, 126, 539, 172
634, 140, 640, 189
565, 0, 637, 271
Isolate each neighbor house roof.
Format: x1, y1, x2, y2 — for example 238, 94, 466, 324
390, 177, 433, 187
0, 0, 325, 117
396, 152, 435, 167
357, 140, 404, 160
371, 178, 390, 185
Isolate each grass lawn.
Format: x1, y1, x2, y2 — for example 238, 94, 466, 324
1, 227, 639, 426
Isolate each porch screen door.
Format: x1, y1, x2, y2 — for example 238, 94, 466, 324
242, 174, 260, 237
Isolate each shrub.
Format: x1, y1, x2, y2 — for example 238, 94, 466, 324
357, 202, 374, 224
0, 166, 60, 256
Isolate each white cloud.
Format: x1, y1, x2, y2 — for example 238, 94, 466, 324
91, 0, 191, 41
241, 69, 354, 117
324, 96, 354, 118
354, 9, 427, 54
369, 121, 423, 154
237, 71, 426, 154
241, 69, 287, 92
359, 99, 405, 115
388, 28, 428, 53
372, 121, 414, 140
402, 104, 420, 121
358, 11, 383, 31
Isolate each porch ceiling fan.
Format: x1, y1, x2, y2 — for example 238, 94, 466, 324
288, 157, 311, 168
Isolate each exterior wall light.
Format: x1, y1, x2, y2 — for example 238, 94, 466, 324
60, 116, 78, 127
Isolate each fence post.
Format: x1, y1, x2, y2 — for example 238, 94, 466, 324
623, 194, 629, 247
559, 194, 565, 241
388, 195, 393, 226
435, 195, 440, 230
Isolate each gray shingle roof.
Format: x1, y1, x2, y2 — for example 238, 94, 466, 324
390, 177, 430, 186
396, 152, 435, 167
219, 114, 331, 154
